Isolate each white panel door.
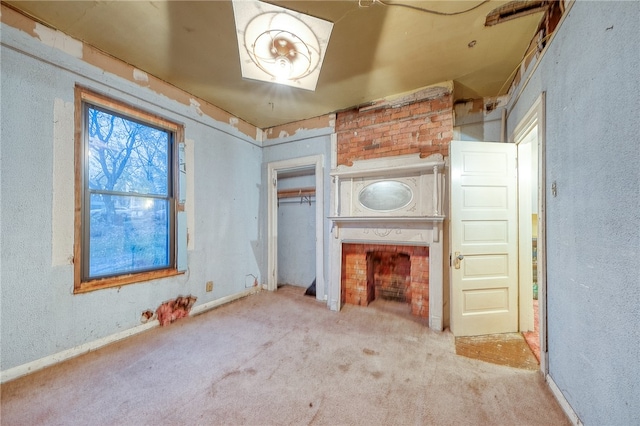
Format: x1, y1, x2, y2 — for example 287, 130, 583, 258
450, 140, 518, 336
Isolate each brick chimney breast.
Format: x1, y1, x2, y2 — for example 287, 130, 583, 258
336, 93, 453, 166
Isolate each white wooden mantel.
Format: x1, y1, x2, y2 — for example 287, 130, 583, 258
328, 153, 446, 331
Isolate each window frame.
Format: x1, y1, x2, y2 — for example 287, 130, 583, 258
74, 86, 184, 293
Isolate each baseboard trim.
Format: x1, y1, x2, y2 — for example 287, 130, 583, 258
0, 287, 261, 384
190, 286, 260, 316
546, 374, 582, 425
0, 321, 158, 384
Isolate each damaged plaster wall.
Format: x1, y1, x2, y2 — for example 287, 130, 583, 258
0, 17, 261, 374
262, 125, 333, 301
453, 97, 505, 142
506, 1, 640, 424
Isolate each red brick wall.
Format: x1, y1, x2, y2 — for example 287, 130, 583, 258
335, 94, 453, 166
341, 244, 429, 319
409, 253, 429, 318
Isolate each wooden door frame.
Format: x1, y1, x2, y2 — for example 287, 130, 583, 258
516, 135, 535, 333
511, 92, 547, 374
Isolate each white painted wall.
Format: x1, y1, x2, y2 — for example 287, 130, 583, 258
0, 21, 262, 373
506, 2, 640, 424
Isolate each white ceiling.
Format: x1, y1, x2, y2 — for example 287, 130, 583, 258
5, 1, 544, 128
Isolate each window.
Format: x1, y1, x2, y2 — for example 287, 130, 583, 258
74, 87, 184, 292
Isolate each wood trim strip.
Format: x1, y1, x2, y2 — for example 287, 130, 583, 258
78, 86, 179, 131
73, 86, 84, 291
277, 187, 316, 199
75, 269, 183, 294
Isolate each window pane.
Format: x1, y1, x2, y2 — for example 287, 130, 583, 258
89, 194, 170, 277
87, 107, 169, 196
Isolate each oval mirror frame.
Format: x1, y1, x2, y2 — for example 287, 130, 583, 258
358, 180, 413, 212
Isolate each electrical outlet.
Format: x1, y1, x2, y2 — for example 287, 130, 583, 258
206, 281, 213, 292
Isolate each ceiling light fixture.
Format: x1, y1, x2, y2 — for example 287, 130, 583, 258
232, 0, 333, 91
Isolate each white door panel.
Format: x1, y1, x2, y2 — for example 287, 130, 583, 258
450, 140, 518, 336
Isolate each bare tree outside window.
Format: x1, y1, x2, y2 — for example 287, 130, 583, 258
85, 105, 173, 278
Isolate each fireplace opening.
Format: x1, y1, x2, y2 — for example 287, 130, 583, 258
341, 243, 429, 319
370, 252, 411, 303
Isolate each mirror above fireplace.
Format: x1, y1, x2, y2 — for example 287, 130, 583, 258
330, 153, 446, 221
358, 180, 414, 212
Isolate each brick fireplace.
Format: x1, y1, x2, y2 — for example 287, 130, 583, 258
328, 152, 445, 330
342, 243, 430, 318
328, 86, 452, 330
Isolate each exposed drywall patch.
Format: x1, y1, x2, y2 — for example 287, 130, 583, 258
52, 98, 75, 266
454, 98, 485, 115
132, 68, 149, 84
34, 23, 82, 58
229, 117, 239, 128
264, 114, 334, 141
1, 4, 38, 38
189, 98, 204, 116
329, 113, 336, 128
331, 133, 338, 169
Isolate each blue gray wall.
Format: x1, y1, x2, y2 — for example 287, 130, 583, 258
1, 21, 262, 372
506, 2, 640, 424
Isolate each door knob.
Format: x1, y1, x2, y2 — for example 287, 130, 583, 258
454, 251, 464, 269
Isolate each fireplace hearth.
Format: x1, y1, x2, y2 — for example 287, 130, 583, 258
341, 243, 429, 317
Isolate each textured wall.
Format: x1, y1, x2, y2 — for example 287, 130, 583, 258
0, 21, 262, 372
506, 2, 640, 423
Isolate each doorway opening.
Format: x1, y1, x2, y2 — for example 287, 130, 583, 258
276, 168, 316, 291
513, 93, 546, 372
267, 155, 325, 302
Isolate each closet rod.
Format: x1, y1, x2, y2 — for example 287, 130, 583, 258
277, 187, 316, 199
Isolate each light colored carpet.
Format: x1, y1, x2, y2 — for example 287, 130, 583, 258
1, 286, 569, 425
